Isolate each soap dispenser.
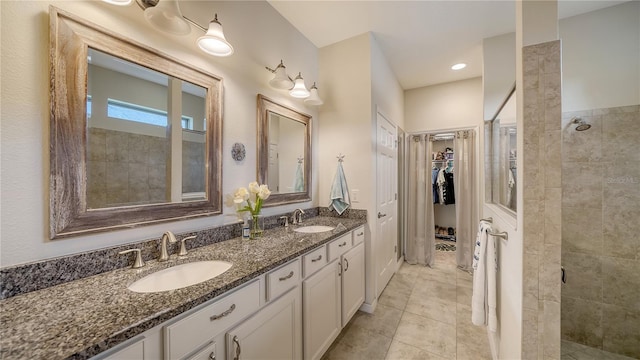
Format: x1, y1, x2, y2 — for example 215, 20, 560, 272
242, 219, 250, 239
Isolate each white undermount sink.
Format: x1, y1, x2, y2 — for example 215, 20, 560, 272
293, 225, 335, 233
127, 260, 232, 293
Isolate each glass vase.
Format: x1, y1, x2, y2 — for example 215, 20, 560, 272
250, 214, 264, 239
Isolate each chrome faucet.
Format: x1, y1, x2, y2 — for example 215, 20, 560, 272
292, 208, 305, 225
159, 231, 177, 261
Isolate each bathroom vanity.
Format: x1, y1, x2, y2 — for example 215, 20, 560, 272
0, 218, 366, 360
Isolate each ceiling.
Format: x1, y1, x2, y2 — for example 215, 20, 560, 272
267, 0, 628, 90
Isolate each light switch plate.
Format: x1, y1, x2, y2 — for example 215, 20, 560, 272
352, 189, 359, 202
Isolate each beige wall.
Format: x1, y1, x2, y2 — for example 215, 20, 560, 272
482, 32, 516, 121
318, 32, 404, 306
560, 1, 640, 112
0, 0, 319, 266
404, 77, 483, 133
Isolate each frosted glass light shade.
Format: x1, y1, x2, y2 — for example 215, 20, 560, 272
144, 0, 191, 36
197, 15, 234, 57
102, 0, 132, 6
304, 83, 323, 105
289, 73, 310, 98
269, 61, 293, 89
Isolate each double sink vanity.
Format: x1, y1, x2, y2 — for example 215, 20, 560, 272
0, 215, 366, 360
0, 8, 370, 360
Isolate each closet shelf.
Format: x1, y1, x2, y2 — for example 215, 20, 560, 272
435, 234, 456, 241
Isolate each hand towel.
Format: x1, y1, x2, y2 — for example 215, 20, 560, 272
330, 162, 351, 215
293, 163, 304, 192
472, 220, 498, 331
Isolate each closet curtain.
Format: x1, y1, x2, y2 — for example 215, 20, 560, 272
406, 135, 435, 266
454, 130, 478, 271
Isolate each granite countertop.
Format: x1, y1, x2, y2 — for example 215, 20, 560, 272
0, 216, 365, 359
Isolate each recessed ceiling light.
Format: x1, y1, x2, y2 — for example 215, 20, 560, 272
451, 63, 467, 70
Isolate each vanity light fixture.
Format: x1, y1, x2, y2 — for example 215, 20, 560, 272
102, 0, 234, 56
197, 14, 234, 57
266, 60, 294, 90
451, 63, 467, 70
143, 0, 190, 35
102, 0, 133, 5
289, 73, 311, 98
304, 83, 324, 106
265, 61, 323, 104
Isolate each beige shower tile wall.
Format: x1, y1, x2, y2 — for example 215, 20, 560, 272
561, 104, 640, 358
182, 140, 206, 193
87, 128, 169, 208
521, 40, 562, 360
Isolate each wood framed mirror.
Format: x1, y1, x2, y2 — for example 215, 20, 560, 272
49, 7, 223, 239
257, 95, 312, 206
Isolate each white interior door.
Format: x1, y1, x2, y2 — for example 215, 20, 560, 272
376, 111, 397, 297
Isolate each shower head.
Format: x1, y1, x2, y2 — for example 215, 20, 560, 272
571, 117, 591, 131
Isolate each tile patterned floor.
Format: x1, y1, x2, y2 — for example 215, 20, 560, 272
561, 340, 638, 360
322, 250, 493, 360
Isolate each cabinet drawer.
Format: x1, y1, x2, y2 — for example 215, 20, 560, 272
327, 233, 352, 262
303, 246, 327, 278
266, 259, 301, 302
164, 280, 260, 360
352, 226, 365, 246
100, 337, 144, 360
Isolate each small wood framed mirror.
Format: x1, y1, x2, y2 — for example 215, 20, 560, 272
256, 95, 312, 206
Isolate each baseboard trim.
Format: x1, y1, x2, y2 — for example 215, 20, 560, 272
359, 299, 377, 314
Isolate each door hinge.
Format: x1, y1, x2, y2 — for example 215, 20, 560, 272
395, 193, 398, 200
394, 245, 397, 253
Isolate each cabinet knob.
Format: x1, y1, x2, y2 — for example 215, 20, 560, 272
209, 352, 216, 360
338, 241, 347, 247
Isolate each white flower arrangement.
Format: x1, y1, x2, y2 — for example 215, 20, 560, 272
227, 181, 271, 218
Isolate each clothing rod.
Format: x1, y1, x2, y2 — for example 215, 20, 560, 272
490, 231, 508, 241
407, 126, 477, 137
432, 137, 454, 141
481, 217, 493, 223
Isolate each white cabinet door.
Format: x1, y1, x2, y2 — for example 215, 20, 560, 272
186, 342, 217, 360
303, 259, 341, 360
226, 287, 302, 360
341, 242, 365, 327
